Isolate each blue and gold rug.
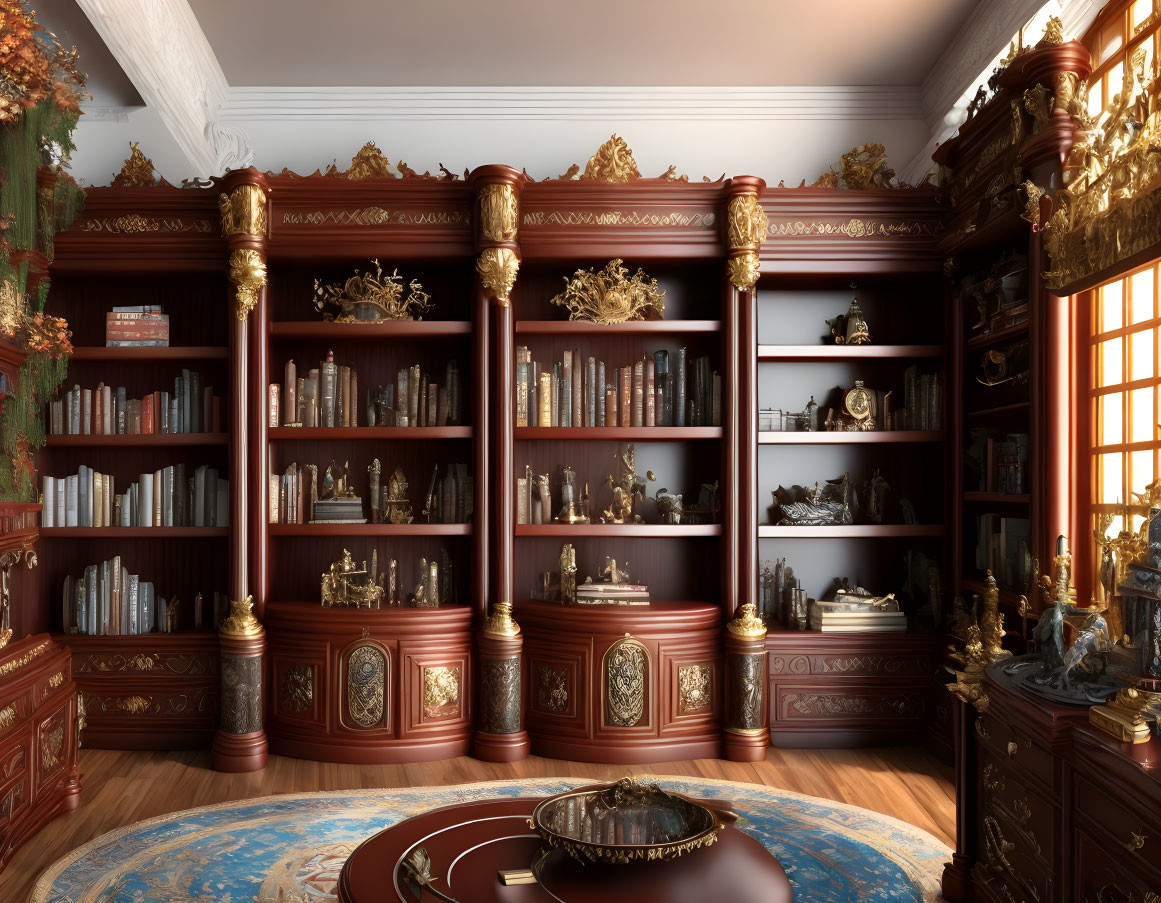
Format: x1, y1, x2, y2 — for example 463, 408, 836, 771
31, 776, 950, 902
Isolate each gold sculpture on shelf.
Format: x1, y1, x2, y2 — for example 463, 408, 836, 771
602, 444, 655, 524
811, 143, 897, 191
384, 466, 413, 525
561, 544, 577, 605
321, 549, 385, 609
829, 286, 871, 344
313, 259, 431, 323
550, 259, 665, 325
947, 572, 1012, 712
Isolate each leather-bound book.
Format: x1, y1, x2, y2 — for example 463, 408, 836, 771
561, 351, 572, 427
654, 350, 670, 426
606, 386, 616, 427
284, 359, 296, 425
586, 356, 597, 427
338, 364, 351, 427
572, 349, 582, 428
620, 366, 632, 427
674, 347, 687, 427
633, 359, 644, 427
645, 356, 655, 427
408, 364, 421, 426
268, 383, 280, 428
539, 370, 553, 427
396, 368, 409, 426
320, 351, 337, 428
597, 361, 606, 426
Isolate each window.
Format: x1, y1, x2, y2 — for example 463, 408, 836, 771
1083, 0, 1161, 116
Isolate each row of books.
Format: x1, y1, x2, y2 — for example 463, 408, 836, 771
974, 514, 1031, 590
270, 355, 463, 429
49, 372, 221, 435
105, 306, 169, 347
900, 367, 942, 431
62, 558, 226, 635
515, 348, 720, 428
42, 465, 229, 528
967, 431, 1030, 495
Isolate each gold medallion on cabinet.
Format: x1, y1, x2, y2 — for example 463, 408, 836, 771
477, 247, 519, 306
678, 664, 712, 714
228, 251, 268, 322
423, 666, 461, 719
479, 183, 519, 243
605, 637, 647, 727
219, 184, 268, 238
346, 646, 385, 728
281, 663, 315, 716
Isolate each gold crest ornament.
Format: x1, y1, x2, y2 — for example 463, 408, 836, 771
581, 134, 642, 182
727, 602, 767, 639
325, 141, 395, 179
228, 249, 267, 321
313, 259, 431, 322
484, 600, 521, 637
111, 142, 158, 187
842, 381, 876, 431
551, 259, 665, 325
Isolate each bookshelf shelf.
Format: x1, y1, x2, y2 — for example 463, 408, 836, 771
69, 346, 229, 361
758, 524, 945, 539
963, 492, 1031, 504
758, 430, 942, 445
965, 321, 1029, 351
269, 320, 472, 339
40, 527, 228, 538
515, 426, 721, 440
267, 426, 471, 440
757, 344, 942, 361
45, 433, 228, 447
268, 523, 470, 537
965, 400, 1030, 419
515, 320, 720, 335
515, 523, 721, 538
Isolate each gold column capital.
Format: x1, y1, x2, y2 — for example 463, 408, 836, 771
228, 249, 267, 321
478, 183, 519, 244
477, 247, 519, 307
726, 193, 768, 291
218, 184, 268, 238
483, 600, 521, 637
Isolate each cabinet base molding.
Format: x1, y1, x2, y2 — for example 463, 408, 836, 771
472, 729, 530, 762
212, 729, 269, 773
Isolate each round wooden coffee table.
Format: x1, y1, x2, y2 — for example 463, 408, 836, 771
338, 794, 792, 903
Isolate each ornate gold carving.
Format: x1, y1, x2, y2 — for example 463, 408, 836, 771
767, 218, 938, 239
1010, 99, 1024, 146
47, 671, 63, 689
840, 143, 895, 190
581, 134, 642, 182
77, 216, 215, 234
1023, 83, 1054, 128
0, 639, 50, 677
0, 705, 15, 732
76, 690, 85, 747
423, 666, 460, 719
118, 695, 151, 714
484, 600, 520, 637
727, 254, 761, 291
788, 692, 920, 716
522, 209, 715, 228
281, 208, 469, 227
228, 251, 267, 322
948, 571, 1012, 711
537, 666, 568, 713
476, 247, 519, 305
1020, 179, 1045, 226
347, 645, 386, 728
678, 664, 711, 713
313, 261, 430, 323
40, 724, 64, 770
727, 602, 767, 639
219, 595, 263, 637
76, 652, 216, 675
605, 636, 647, 727
111, 141, 158, 187
281, 664, 314, 715
218, 184, 268, 238
550, 258, 665, 324
479, 183, 519, 243
727, 195, 768, 251
326, 141, 395, 179
1037, 14, 1063, 46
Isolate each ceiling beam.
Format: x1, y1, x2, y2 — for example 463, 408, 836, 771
74, 0, 252, 178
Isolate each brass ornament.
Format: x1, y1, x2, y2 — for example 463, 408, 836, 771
228, 249, 267, 321
813, 143, 897, 190
550, 258, 665, 324
1020, 179, 1045, 227
726, 195, 769, 251
947, 571, 1012, 711
280, 664, 314, 714
581, 134, 642, 182
1023, 84, 1054, 128
678, 664, 711, 713
313, 260, 431, 323
605, 636, 647, 727
0, 639, 50, 677
1037, 14, 1064, 46
1009, 99, 1024, 146
346, 644, 387, 728
118, 695, 151, 714
321, 549, 385, 608
40, 724, 64, 770
111, 141, 158, 187
423, 666, 460, 719
484, 599, 520, 637
479, 183, 519, 243
727, 602, 767, 639
0, 705, 14, 732
219, 595, 263, 638
727, 253, 761, 291
326, 141, 395, 179
476, 247, 520, 305
218, 184, 268, 238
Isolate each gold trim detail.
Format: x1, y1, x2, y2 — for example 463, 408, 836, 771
727, 195, 768, 251
1038, 15, 1063, 46
947, 571, 1012, 711
47, 671, 63, 688
281, 208, 469, 227
111, 142, 158, 188
477, 247, 519, 306
422, 666, 460, 719
117, 695, 151, 715
678, 664, 711, 713
0, 705, 15, 732
768, 218, 938, 239
77, 216, 215, 234
727, 602, 767, 639
218, 184, 268, 238
228, 250, 267, 321
220, 595, 263, 637
550, 258, 665, 324
581, 134, 642, 182
479, 183, 519, 243
522, 209, 715, 228
326, 141, 395, 179
0, 639, 51, 678
1023, 84, 1054, 128
484, 600, 520, 637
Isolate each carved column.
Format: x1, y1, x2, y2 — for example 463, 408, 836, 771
213, 169, 269, 773
470, 166, 530, 761
723, 178, 770, 761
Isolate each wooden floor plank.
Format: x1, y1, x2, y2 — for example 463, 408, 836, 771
1, 745, 954, 901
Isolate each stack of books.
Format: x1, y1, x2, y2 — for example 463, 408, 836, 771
49, 371, 220, 435
515, 347, 719, 428
574, 580, 650, 606
105, 305, 169, 347
42, 464, 228, 528
808, 599, 907, 633
271, 355, 461, 428
900, 366, 942, 431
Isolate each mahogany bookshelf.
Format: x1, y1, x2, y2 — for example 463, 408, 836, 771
267, 426, 472, 440
45, 433, 229, 447
69, 346, 229, 361
757, 344, 943, 361
515, 426, 721, 440
515, 319, 720, 335
39, 527, 229, 538
758, 430, 942, 444
269, 320, 472, 339
268, 523, 470, 537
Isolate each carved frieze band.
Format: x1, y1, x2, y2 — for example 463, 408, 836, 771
219, 655, 263, 734
77, 216, 216, 234
766, 219, 939, 239
605, 637, 647, 728
0, 640, 51, 678
769, 654, 926, 675
480, 657, 521, 734
346, 645, 385, 728
783, 691, 924, 718
84, 689, 216, 717
281, 208, 469, 227
522, 210, 715, 228
76, 652, 217, 675
727, 651, 765, 732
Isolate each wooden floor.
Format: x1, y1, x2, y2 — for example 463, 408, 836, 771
3, 744, 954, 901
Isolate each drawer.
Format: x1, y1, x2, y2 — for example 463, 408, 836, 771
1075, 775, 1161, 885
1076, 818, 1161, 902
979, 748, 1056, 870
974, 710, 1055, 792
33, 667, 68, 705
34, 696, 74, 795
974, 811, 1055, 903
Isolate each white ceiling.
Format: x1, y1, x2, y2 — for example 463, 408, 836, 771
187, 0, 980, 87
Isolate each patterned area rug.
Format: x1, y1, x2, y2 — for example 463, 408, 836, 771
31, 776, 950, 903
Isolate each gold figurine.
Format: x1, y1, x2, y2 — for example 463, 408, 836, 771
384, 466, 413, 525
830, 285, 871, 345
602, 444, 655, 524
321, 549, 384, 608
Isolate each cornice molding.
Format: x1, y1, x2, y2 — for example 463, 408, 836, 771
75, 0, 253, 177
219, 86, 924, 123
